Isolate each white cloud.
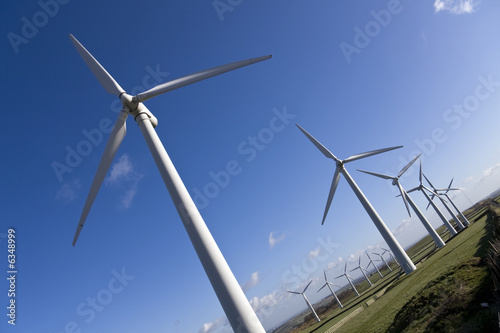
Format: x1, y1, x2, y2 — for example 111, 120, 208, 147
250, 292, 281, 319
269, 231, 285, 249
105, 154, 144, 210
241, 271, 260, 292
198, 317, 227, 333
393, 217, 413, 236
434, 0, 479, 14
55, 180, 81, 203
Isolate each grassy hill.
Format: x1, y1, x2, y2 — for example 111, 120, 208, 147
273, 195, 500, 333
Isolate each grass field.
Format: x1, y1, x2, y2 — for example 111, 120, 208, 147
279, 197, 500, 333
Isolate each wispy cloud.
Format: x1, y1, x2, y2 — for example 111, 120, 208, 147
241, 271, 260, 292
477, 163, 500, 184
198, 316, 227, 333
105, 154, 143, 210
393, 217, 413, 236
55, 180, 81, 203
434, 0, 479, 14
269, 231, 285, 249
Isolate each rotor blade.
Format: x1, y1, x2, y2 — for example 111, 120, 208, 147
422, 185, 441, 198
344, 145, 403, 163
296, 124, 339, 161
357, 169, 395, 180
423, 173, 437, 191
322, 167, 341, 225
287, 291, 301, 295
72, 110, 128, 246
344, 261, 348, 273
397, 182, 412, 217
69, 34, 125, 96
446, 178, 454, 193
406, 186, 420, 193
323, 269, 328, 282
398, 154, 421, 178
358, 255, 361, 266
135, 55, 271, 103
303, 280, 313, 293
317, 283, 327, 293
419, 161, 423, 185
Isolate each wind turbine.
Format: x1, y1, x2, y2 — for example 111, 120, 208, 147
296, 124, 416, 274
372, 252, 392, 272
436, 178, 471, 227
423, 174, 466, 230
358, 155, 446, 249
381, 248, 399, 266
406, 161, 458, 237
349, 255, 372, 287
69, 34, 270, 333
366, 252, 383, 278
335, 262, 360, 296
288, 281, 320, 322
317, 269, 343, 309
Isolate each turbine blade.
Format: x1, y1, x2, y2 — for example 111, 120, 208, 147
397, 182, 412, 217
322, 167, 341, 225
344, 145, 403, 163
358, 255, 361, 266
446, 178, 454, 194
303, 280, 313, 293
287, 291, 301, 295
296, 124, 339, 161
69, 34, 125, 96
323, 269, 328, 282
135, 55, 271, 103
423, 174, 437, 191
406, 186, 420, 194
398, 154, 421, 178
419, 161, 423, 185
357, 169, 395, 180
72, 110, 128, 246
317, 284, 327, 293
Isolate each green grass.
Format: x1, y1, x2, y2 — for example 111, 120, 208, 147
293, 200, 499, 333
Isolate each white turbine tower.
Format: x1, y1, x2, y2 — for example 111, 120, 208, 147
358, 154, 446, 249
366, 252, 383, 278
372, 252, 392, 272
69, 34, 270, 333
381, 248, 399, 267
317, 269, 343, 309
406, 161, 458, 237
335, 262, 360, 296
436, 178, 471, 227
296, 124, 416, 274
423, 174, 466, 230
349, 255, 372, 287
288, 281, 320, 322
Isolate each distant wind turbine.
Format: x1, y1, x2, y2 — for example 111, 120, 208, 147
435, 178, 471, 227
373, 252, 392, 272
381, 248, 399, 267
317, 269, 343, 309
296, 124, 416, 274
68, 34, 270, 333
335, 262, 360, 296
288, 281, 320, 322
366, 252, 383, 278
406, 161, 458, 237
423, 174, 466, 230
349, 255, 373, 286
358, 154, 446, 249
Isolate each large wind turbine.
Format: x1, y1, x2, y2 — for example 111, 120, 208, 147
436, 178, 471, 227
317, 269, 343, 309
358, 155, 446, 249
335, 262, 360, 296
349, 255, 372, 287
69, 34, 270, 333
407, 162, 458, 237
296, 124, 416, 274
423, 174, 466, 230
288, 281, 320, 322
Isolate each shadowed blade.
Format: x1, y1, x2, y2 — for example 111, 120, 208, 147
406, 186, 420, 194
135, 55, 271, 102
296, 124, 339, 161
357, 169, 395, 180
423, 174, 437, 191
72, 111, 128, 246
317, 283, 327, 293
344, 146, 403, 163
445, 178, 454, 194
323, 269, 328, 282
69, 34, 125, 96
398, 154, 421, 178
397, 182, 411, 217
322, 167, 341, 225
303, 280, 313, 293
287, 291, 301, 295
419, 161, 423, 185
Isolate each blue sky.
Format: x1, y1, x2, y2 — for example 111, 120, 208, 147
2, 0, 500, 332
